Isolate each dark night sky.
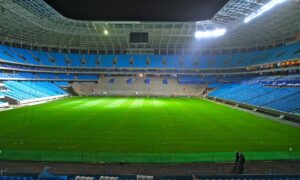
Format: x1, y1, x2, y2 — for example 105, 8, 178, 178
44, 0, 229, 21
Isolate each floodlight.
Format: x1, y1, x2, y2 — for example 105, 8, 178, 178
244, 0, 288, 23
104, 29, 109, 35
194, 28, 226, 39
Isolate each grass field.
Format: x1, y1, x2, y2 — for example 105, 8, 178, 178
0, 97, 299, 163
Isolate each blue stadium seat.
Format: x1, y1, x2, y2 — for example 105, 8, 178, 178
144, 78, 150, 84
127, 78, 133, 84
77, 74, 99, 80
209, 79, 300, 114
163, 79, 168, 85
1, 81, 68, 102
0, 42, 299, 69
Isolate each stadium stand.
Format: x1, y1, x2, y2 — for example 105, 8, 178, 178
0, 176, 34, 180
54, 81, 70, 87
71, 76, 206, 96
0, 100, 9, 108
127, 77, 133, 84
0, 81, 68, 104
162, 78, 168, 85
0, 0, 300, 177
37, 73, 57, 80
0, 2, 299, 117
178, 75, 258, 85
1, 51, 300, 110
265, 93, 300, 113
57, 74, 76, 80
0, 73, 11, 79
77, 74, 99, 80
0, 42, 300, 69
208, 82, 300, 114
1, 175, 300, 180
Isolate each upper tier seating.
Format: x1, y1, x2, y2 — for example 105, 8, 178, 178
0, 42, 299, 69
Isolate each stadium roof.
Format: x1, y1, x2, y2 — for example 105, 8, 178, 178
0, 0, 299, 54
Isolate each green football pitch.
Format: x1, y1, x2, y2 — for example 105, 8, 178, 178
0, 97, 299, 163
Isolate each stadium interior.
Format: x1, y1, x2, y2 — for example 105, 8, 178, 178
0, 0, 300, 179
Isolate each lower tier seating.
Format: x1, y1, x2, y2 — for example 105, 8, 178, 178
0, 176, 33, 180
0, 100, 9, 108
209, 84, 300, 114
1, 175, 300, 180
0, 81, 68, 104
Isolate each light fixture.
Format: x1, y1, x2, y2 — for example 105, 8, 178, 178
244, 0, 288, 23
104, 29, 108, 35
194, 28, 226, 39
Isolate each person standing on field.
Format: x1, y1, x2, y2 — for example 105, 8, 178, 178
239, 152, 245, 173
233, 152, 240, 173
